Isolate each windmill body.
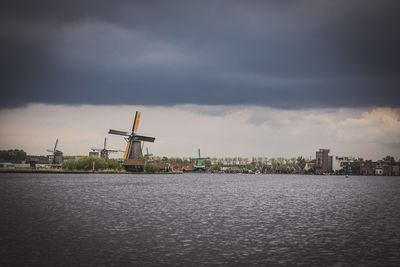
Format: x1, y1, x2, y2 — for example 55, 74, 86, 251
109, 111, 155, 172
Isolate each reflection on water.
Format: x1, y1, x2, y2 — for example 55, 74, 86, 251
1, 173, 400, 266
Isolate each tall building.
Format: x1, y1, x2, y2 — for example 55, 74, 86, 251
328, 156, 333, 171
316, 149, 330, 174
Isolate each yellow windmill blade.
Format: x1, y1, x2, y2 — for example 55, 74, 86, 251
133, 111, 141, 133
123, 141, 131, 160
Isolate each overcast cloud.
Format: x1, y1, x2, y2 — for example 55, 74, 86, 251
1, 0, 399, 108
0, 104, 399, 160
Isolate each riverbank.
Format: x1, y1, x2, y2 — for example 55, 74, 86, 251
0, 168, 182, 174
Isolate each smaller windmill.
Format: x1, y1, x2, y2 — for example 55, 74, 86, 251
109, 111, 155, 172
91, 137, 124, 161
144, 147, 153, 160
190, 149, 209, 171
46, 139, 63, 166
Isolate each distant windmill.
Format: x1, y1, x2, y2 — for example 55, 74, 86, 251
91, 137, 124, 161
144, 147, 153, 160
190, 149, 209, 171
46, 139, 63, 166
109, 111, 155, 172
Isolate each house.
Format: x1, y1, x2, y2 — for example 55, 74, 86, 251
151, 162, 171, 172
304, 161, 315, 171
392, 165, 400, 176
360, 160, 377, 175
293, 166, 302, 174
0, 162, 15, 169
182, 164, 195, 172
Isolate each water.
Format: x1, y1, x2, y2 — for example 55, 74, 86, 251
1, 173, 400, 266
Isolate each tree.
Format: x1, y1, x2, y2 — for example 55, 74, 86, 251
0, 149, 27, 163
257, 157, 263, 167
277, 157, 285, 166
296, 156, 306, 170
203, 159, 211, 167
144, 163, 159, 173
211, 164, 221, 171
270, 158, 278, 170
232, 157, 238, 165
383, 156, 395, 164
108, 160, 123, 170
245, 164, 255, 172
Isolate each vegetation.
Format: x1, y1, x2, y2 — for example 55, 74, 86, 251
144, 163, 160, 173
62, 156, 123, 171
150, 155, 315, 173
383, 155, 396, 164
0, 149, 27, 163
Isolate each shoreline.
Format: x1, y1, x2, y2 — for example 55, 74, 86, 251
1, 169, 398, 176
0, 169, 182, 174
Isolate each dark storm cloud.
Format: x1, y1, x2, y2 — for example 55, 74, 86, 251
1, 0, 399, 109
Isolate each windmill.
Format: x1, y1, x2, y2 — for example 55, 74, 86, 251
91, 137, 124, 161
46, 139, 63, 166
109, 111, 155, 172
190, 148, 209, 171
144, 147, 153, 160
143, 147, 155, 172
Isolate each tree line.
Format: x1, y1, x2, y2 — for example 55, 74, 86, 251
151, 156, 308, 169
0, 149, 27, 163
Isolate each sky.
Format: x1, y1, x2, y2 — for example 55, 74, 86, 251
1, 1, 399, 160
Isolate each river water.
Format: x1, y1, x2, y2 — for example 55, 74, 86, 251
1, 173, 399, 266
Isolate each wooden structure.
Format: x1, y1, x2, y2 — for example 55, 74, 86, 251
189, 149, 209, 172
46, 139, 63, 167
109, 111, 155, 172
91, 137, 123, 161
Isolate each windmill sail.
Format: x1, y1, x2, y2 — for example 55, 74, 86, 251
109, 129, 130, 136
54, 139, 58, 152
135, 135, 155, 142
124, 142, 131, 160
133, 111, 141, 133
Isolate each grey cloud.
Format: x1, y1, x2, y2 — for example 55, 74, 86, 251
1, 0, 399, 109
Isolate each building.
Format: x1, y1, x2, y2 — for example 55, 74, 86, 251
350, 161, 361, 175
316, 149, 330, 174
333, 157, 353, 173
48, 152, 63, 165
360, 160, 377, 175
328, 156, 333, 171
392, 165, 400, 176
89, 151, 99, 157
0, 162, 15, 169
